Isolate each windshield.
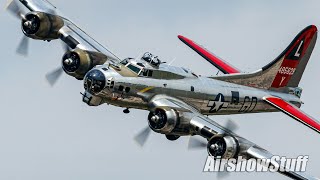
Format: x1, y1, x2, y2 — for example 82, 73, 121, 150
120, 59, 129, 65
127, 64, 141, 74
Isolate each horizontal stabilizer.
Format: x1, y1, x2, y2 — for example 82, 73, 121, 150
178, 35, 240, 74
263, 96, 320, 134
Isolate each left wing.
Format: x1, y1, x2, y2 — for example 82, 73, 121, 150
13, 0, 120, 62
178, 35, 240, 74
148, 95, 317, 180
263, 96, 320, 134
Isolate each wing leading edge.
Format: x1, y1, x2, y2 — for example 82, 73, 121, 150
178, 35, 240, 74
263, 96, 320, 134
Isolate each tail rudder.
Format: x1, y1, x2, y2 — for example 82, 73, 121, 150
212, 25, 317, 93
266, 25, 317, 89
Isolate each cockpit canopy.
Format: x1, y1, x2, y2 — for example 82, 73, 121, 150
142, 52, 161, 67
119, 52, 161, 76
117, 52, 196, 79
120, 58, 144, 75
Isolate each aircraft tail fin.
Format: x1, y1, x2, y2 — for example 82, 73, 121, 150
212, 25, 317, 93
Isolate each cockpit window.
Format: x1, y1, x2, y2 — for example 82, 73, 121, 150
127, 64, 141, 74
137, 63, 145, 67
120, 58, 131, 66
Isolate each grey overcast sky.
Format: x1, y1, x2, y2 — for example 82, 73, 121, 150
1, 0, 320, 180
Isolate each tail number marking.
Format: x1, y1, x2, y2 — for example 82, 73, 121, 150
278, 67, 296, 75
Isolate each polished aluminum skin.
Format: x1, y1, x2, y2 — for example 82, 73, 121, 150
8, 0, 317, 179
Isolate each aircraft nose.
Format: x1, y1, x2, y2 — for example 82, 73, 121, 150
84, 69, 106, 94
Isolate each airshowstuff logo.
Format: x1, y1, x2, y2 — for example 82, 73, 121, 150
203, 155, 309, 173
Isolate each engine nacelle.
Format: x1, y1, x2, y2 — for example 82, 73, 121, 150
62, 49, 109, 80
148, 108, 179, 134
22, 12, 64, 40
207, 135, 239, 159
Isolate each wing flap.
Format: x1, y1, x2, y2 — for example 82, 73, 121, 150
263, 96, 320, 133
178, 35, 240, 74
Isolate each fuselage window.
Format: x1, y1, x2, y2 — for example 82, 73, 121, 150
141, 69, 153, 77
148, 70, 153, 77
191, 86, 195, 92
142, 69, 148, 76
125, 87, 131, 93
118, 85, 124, 91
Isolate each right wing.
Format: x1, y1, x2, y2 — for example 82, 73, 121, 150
15, 0, 120, 62
178, 35, 240, 74
148, 95, 317, 180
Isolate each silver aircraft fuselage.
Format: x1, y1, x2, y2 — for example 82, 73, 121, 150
82, 58, 302, 115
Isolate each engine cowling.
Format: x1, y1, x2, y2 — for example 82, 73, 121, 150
22, 12, 64, 40
62, 49, 109, 79
148, 108, 179, 134
207, 135, 239, 159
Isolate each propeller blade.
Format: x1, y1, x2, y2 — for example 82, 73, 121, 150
134, 126, 151, 147
61, 42, 70, 52
217, 168, 230, 179
16, 36, 29, 56
5, 0, 23, 19
224, 119, 239, 133
45, 67, 63, 86
187, 136, 207, 150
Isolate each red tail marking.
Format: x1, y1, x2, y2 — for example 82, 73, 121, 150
271, 25, 317, 88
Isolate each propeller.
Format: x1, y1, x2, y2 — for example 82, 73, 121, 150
6, 0, 61, 57
7, 0, 70, 86
187, 119, 238, 150
6, 1, 77, 88
187, 119, 239, 179
5, 0, 31, 56
44, 42, 72, 86
187, 136, 207, 150
222, 118, 239, 134
5, 0, 24, 19
134, 126, 151, 147
45, 67, 64, 86
16, 36, 29, 56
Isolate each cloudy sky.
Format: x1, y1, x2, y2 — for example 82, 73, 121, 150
1, 0, 320, 180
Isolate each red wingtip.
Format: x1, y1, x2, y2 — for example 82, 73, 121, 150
178, 35, 186, 40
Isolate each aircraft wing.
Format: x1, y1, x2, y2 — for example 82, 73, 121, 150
15, 0, 120, 62
178, 35, 240, 74
263, 96, 320, 134
148, 95, 317, 180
